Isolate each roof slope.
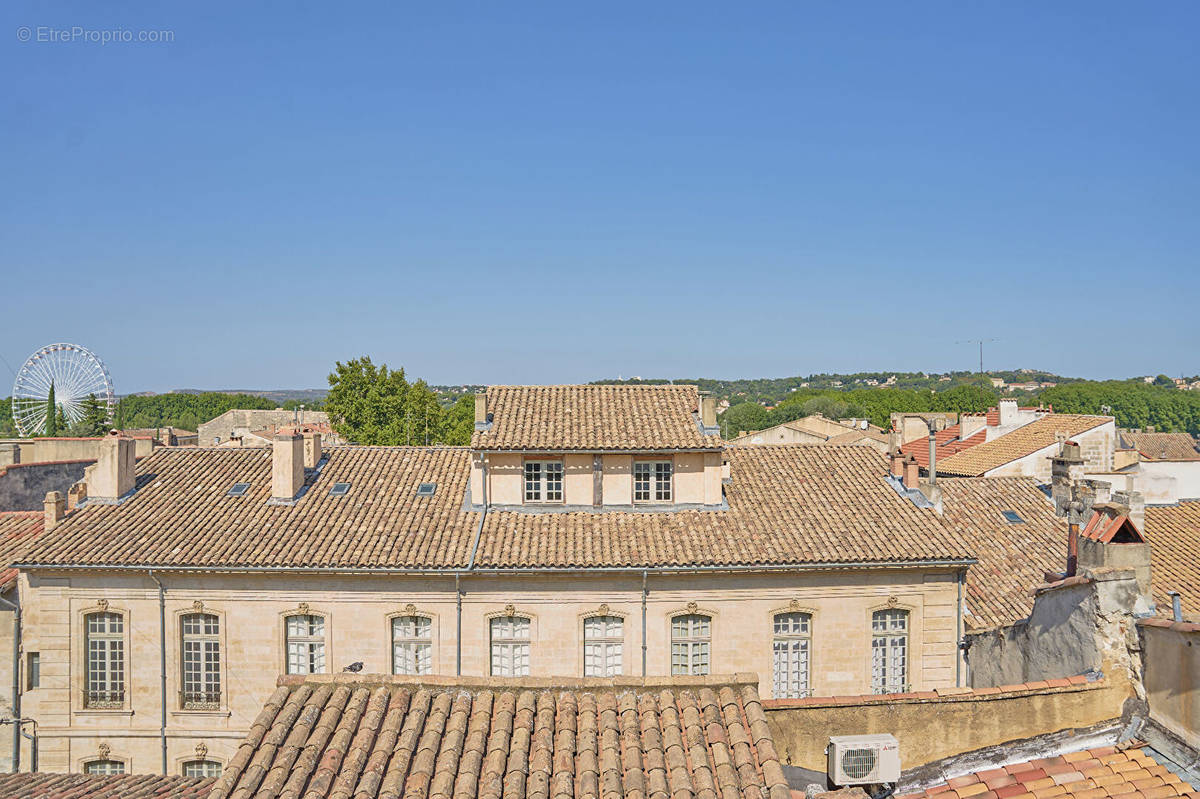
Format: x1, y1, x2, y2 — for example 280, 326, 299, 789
1120, 431, 1200, 461
0, 772, 213, 798
472, 385, 721, 451
209, 674, 790, 799
937, 415, 1112, 477
896, 744, 1198, 799
900, 425, 986, 469
938, 478, 1067, 629
19, 447, 479, 569
19, 444, 974, 570
1145, 501, 1200, 619
472, 446, 973, 568
0, 511, 44, 591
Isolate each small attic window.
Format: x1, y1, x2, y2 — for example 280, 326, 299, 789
416, 483, 436, 497
1001, 510, 1025, 524
227, 483, 250, 497
329, 482, 351, 497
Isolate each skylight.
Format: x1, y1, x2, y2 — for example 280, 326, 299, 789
329, 482, 351, 497
227, 483, 250, 497
416, 482, 436, 497
1001, 510, 1024, 524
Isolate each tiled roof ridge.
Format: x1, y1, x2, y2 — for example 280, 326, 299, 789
0, 510, 41, 517
761, 673, 1098, 709
0, 457, 97, 473
1138, 618, 1200, 634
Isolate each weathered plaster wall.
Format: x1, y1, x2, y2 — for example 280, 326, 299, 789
965, 570, 1142, 688
0, 461, 91, 512
1139, 619, 1200, 749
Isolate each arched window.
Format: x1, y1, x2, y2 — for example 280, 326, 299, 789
84, 611, 125, 708
391, 615, 432, 675
670, 614, 710, 675
181, 612, 221, 708
285, 614, 326, 674
182, 759, 223, 778
490, 615, 530, 676
871, 609, 909, 694
583, 615, 623, 677
772, 612, 812, 698
84, 759, 125, 775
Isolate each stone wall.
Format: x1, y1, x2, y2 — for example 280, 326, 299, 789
197, 409, 328, 446
0, 461, 91, 512
964, 569, 1143, 689
1138, 619, 1200, 749
763, 676, 1130, 772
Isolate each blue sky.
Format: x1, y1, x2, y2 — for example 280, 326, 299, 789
3, 2, 1197, 392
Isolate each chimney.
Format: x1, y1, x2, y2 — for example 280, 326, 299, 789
889, 451, 905, 478
302, 431, 323, 469
43, 491, 66, 531
474, 392, 490, 431
85, 431, 136, 500
903, 454, 919, 490
1050, 441, 1085, 517
67, 481, 87, 509
960, 413, 986, 439
997, 398, 1018, 427
700, 396, 718, 430
0, 442, 19, 467
1113, 489, 1145, 534
272, 434, 305, 501
160, 426, 175, 446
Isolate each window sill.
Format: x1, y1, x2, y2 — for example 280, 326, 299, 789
73, 708, 134, 717
170, 709, 231, 719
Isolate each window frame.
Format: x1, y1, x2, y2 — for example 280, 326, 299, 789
582, 614, 624, 678
523, 459, 565, 503
182, 759, 223, 778
489, 614, 532, 677
283, 612, 328, 676
870, 608, 910, 695
670, 613, 711, 675
26, 651, 40, 691
633, 459, 673, 503
83, 610, 126, 709
180, 611, 222, 710
83, 758, 126, 775
390, 614, 433, 676
772, 611, 813, 699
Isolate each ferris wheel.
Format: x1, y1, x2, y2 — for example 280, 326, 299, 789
10, 343, 116, 438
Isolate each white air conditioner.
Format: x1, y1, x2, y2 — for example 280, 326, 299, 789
827, 734, 901, 786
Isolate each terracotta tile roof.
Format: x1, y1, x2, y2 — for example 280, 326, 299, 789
1144, 501, 1200, 619
1119, 432, 1200, 461
18, 445, 975, 570
937, 416, 1113, 477
209, 674, 790, 799
938, 478, 1067, 629
900, 426, 987, 469
896, 744, 1199, 799
471, 385, 721, 451
0, 511, 43, 592
0, 772, 213, 798
472, 446, 973, 568
825, 428, 888, 446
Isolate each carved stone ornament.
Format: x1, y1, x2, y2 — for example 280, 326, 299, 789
788, 598, 802, 611
97, 742, 110, 759
597, 603, 610, 617
298, 602, 310, 614
504, 603, 516, 618
886, 595, 899, 608
97, 599, 109, 611
404, 603, 418, 615
196, 742, 208, 758
686, 601, 699, 614
192, 600, 204, 612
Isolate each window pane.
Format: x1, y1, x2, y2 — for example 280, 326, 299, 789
85, 613, 125, 706
870, 610, 908, 693
655, 462, 672, 501
285, 615, 325, 675
633, 463, 651, 502
85, 760, 125, 775
183, 760, 222, 778
524, 462, 542, 501
545, 462, 563, 502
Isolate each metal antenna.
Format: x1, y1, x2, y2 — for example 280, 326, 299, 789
955, 338, 999, 376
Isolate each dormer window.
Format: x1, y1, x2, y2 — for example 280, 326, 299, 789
524, 461, 563, 503
634, 460, 672, 503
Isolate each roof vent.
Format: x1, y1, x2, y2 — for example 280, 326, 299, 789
416, 482, 436, 497
227, 483, 251, 497
329, 482, 351, 497
1001, 510, 1024, 524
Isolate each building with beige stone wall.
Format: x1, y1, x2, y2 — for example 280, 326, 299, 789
10, 387, 1064, 777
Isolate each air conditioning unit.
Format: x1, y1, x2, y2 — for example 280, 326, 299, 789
827, 734, 901, 786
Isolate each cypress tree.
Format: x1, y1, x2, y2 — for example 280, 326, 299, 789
45, 381, 58, 436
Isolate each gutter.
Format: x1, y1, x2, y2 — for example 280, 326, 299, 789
147, 571, 168, 775
956, 568, 965, 687
0, 592, 20, 772
641, 570, 648, 677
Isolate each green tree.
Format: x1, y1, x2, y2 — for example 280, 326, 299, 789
44, 381, 59, 436
1154, 375, 1175, 387
722, 402, 771, 437
324, 356, 459, 445
440, 395, 476, 446
73, 393, 111, 436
